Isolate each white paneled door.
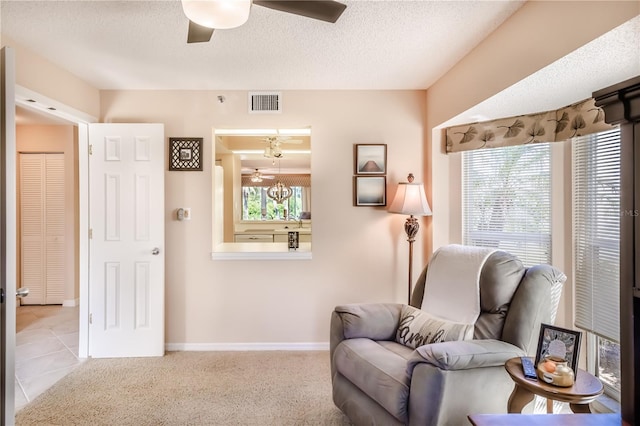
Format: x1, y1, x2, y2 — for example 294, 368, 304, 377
89, 124, 164, 358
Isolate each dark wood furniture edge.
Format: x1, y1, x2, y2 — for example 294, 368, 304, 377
468, 413, 621, 426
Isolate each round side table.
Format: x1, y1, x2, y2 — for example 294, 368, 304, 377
505, 357, 604, 414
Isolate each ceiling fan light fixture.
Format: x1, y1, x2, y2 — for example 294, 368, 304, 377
181, 0, 252, 29
251, 169, 264, 182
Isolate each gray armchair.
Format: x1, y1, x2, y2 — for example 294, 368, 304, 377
330, 249, 565, 426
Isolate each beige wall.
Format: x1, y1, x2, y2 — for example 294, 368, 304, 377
1, 35, 100, 119
16, 124, 79, 305
6, 0, 638, 345
425, 1, 639, 329
101, 90, 427, 345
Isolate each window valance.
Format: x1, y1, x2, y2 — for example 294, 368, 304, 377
242, 174, 310, 187
445, 98, 613, 153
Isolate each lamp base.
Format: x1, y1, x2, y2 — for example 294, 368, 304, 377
404, 215, 419, 304
404, 215, 419, 242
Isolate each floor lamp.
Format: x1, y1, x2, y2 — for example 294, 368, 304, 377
388, 173, 432, 304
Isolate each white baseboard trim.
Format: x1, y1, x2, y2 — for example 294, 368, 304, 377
62, 298, 79, 307
166, 342, 329, 352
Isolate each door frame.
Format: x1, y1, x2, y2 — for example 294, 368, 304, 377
2, 45, 17, 426
14, 85, 96, 358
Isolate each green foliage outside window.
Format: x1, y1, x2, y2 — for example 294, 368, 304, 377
242, 186, 304, 220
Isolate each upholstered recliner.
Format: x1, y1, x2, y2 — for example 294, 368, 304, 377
330, 246, 565, 426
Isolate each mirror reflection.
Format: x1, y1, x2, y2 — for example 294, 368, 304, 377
215, 130, 311, 246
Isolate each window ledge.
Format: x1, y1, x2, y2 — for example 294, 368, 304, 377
211, 242, 312, 260
591, 394, 620, 414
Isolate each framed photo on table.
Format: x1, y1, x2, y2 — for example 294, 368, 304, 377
534, 323, 582, 373
354, 144, 387, 175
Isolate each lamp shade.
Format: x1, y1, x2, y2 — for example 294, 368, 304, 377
181, 0, 252, 29
388, 179, 432, 216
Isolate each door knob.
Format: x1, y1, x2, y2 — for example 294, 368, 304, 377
152, 248, 160, 255
16, 287, 29, 298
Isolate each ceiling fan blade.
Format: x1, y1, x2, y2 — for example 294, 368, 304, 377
187, 20, 215, 44
254, 1, 347, 24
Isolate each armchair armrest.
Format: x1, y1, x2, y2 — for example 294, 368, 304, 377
407, 339, 526, 374
330, 303, 403, 378
333, 303, 403, 340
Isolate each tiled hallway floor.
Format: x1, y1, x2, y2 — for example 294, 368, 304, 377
15, 305, 83, 411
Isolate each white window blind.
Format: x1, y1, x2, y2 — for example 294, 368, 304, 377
573, 128, 620, 343
462, 144, 551, 266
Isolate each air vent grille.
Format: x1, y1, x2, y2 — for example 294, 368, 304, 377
249, 92, 281, 114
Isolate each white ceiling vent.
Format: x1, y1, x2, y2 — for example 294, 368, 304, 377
249, 92, 281, 114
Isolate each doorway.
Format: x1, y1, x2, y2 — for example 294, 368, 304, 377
13, 107, 81, 410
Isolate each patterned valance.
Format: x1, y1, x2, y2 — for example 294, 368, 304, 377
242, 174, 311, 187
445, 98, 613, 153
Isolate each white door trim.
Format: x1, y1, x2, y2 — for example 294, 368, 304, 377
2, 45, 17, 426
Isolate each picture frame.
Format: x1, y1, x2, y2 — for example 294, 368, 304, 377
354, 144, 387, 175
169, 137, 203, 171
354, 176, 386, 206
534, 323, 582, 373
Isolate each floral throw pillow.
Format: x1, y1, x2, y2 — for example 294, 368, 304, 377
395, 305, 474, 349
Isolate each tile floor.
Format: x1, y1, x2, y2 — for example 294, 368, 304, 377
14, 304, 83, 411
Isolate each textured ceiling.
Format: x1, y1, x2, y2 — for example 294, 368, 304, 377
448, 14, 640, 127
0, 0, 525, 90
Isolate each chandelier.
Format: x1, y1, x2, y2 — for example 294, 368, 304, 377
266, 160, 292, 204
267, 181, 292, 204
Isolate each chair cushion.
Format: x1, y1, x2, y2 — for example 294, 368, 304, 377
333, 338, 411, 423
474, 251, 526, 340
395, 305, 474, 349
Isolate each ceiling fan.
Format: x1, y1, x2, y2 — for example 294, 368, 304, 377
244, 168, 275, 183
182, 0, 348, 44
262, 136, 303, 159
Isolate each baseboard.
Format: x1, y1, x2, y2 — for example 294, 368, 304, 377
166, 342, 329, 351
62, 298, 79, 307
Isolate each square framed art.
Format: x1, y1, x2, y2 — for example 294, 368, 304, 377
354, 176, 386, 206
169, 137, 203, 171
354, 144, 387, 175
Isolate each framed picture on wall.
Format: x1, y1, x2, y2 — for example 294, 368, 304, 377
169, 137, 203, 171
354, 144, 387, 175
354, 176, 386, 206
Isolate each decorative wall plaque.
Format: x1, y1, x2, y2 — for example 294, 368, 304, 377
169, 137, 203, 171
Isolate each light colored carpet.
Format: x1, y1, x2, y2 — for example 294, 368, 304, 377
16, 351, 352, 426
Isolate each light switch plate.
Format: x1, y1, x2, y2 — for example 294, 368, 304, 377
183, 208, 191, 220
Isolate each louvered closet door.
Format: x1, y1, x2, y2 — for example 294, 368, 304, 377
19, 153, 65, 305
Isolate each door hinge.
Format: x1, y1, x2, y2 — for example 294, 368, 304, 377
89, 228, 93, 239
89, 313, 93, 324
89, 144, 93, 155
